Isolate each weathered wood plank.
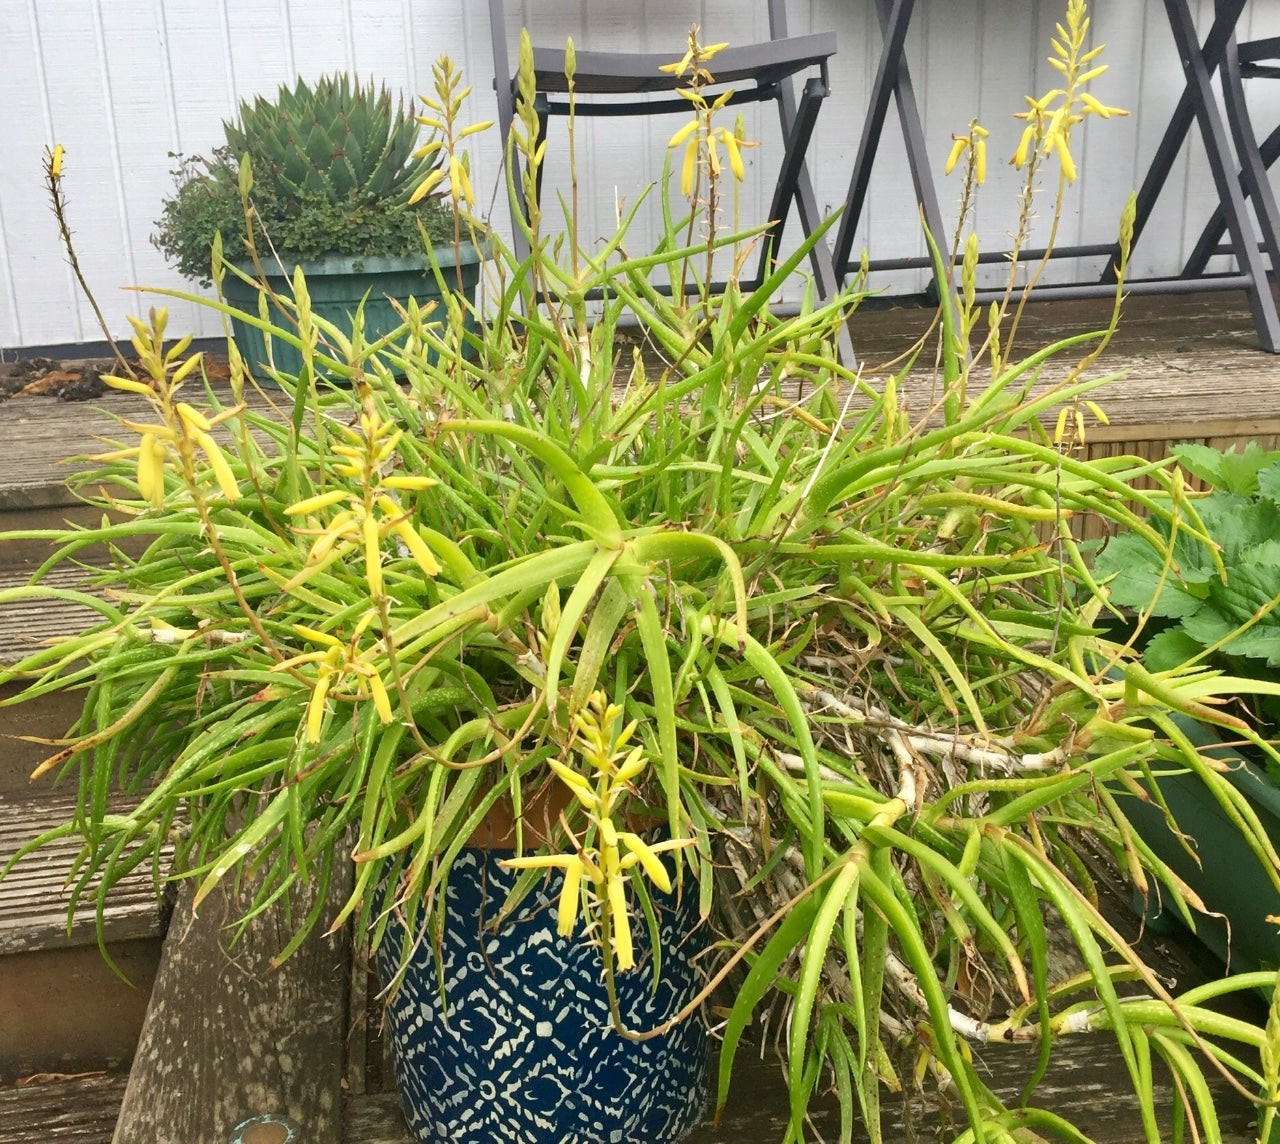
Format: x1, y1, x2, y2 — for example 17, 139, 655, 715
0, 1074, 127, 1144
0, 794, 167, 956
0, 563, 102, 667
112, 859, 354, 1144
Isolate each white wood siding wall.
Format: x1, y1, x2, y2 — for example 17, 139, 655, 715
3, 0, 1280, 351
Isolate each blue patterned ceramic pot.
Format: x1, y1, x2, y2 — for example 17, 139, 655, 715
377, 848, 708, 1144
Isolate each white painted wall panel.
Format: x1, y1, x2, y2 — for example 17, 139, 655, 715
4, 0, 1280, 351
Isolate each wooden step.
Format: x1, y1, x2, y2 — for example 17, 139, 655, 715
0, 794, 168, 956
0, 393, 143, 513
0, 1073, 411, 1144
0, 563, 103, 668
0, 794, 169, 1081
0, 1073, 127, 1144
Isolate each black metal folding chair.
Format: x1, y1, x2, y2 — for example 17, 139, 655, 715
827, 0, 1280, 353
486, 0, 841, 304
1182, 32, 1280, 300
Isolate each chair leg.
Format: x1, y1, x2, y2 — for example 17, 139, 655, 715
1163, 0, 1280, 351
756, 78, 828, 286
1220, 37, 1280, 281
1184, 121, 1280, 278
832, 0, 915, 279
1098, 0, 1245, 284
832, 0, 947, 301
765, 0, 856, 367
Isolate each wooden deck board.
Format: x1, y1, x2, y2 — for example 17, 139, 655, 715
0, 292, 1277, 514
0, 793, 167, 956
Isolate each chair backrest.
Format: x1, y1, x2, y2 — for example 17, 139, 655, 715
487, 0, 805, 155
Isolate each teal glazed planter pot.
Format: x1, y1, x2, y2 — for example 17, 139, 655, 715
1125, 714, 1280, 975
221, 243, 484, 378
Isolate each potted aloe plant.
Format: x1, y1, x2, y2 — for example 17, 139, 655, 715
7, 8, 1280, 1142
1095, 441, 1280, 976
152, 67, 483, 377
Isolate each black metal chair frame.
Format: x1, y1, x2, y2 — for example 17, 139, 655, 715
828, 0, 1280, 353
487, 0, 842, 305
1183, 32, 1280, 298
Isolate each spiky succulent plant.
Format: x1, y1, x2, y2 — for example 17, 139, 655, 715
154, 74, 452, 284
225, 74, 439, 208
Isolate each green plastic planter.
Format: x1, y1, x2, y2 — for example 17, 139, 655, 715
221, 243, 484, 378
1124, 714, 1280, 975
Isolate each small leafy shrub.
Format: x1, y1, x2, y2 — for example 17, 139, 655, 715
1096, 441, 1280, 732
153, 75, 454, 284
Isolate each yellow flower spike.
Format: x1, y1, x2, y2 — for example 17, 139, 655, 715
556, 856, 584, 937
50, 144, 64, 178
196, 432, 240, 502
944, 136, 967, 176
102, 375, 154, 397
367, 668, 393, 725
362, 514, 385, 598
136, 432, 165, 509
974, 138, 987, 184
286, 489, 351, 516
619, 832, 673, 894
607, 877, 633, 970
306, 665, 334, 743
381, 475, 437, 492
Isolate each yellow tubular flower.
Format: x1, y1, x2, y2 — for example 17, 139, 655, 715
393, 521, 442, 577
608, 877, 633, 970
619, 832, 673, 894
944, 136, 967, 176
176, 402, 211, 432
681, 136, 698, 197
293, 624, 344, 648
381, 475, 438, 491
363, 514, 384, 597
1051, 131, 1077, 182
306, 665, 334, 743
286, 489, 350, 515
102, 375, 153, 396
548, 758, 597, 799
367, 668, 393, 724
197, 432, 240, 502
556, 856, 584, 937
137, 433, 165, 509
